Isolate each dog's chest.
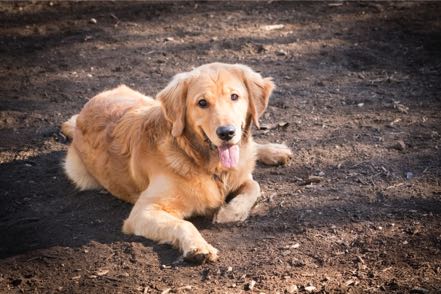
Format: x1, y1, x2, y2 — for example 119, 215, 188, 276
212, 171, 241, 199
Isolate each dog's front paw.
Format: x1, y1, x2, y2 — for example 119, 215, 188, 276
213, 204, 250, 224
183, 243, 218, 264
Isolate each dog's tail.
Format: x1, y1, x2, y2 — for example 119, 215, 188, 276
61, 114, 78, 140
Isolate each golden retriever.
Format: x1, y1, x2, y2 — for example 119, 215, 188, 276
61, 63, 292, 263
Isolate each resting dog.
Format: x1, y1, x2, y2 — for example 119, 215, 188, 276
61, 63, 292, 263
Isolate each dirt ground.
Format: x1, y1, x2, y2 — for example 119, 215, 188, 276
1, 1, 441, 293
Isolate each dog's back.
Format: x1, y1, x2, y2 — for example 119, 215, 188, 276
61, 85, 159, 203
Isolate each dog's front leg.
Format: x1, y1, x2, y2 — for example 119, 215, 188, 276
122, 197, 218, 263
213, 176, 260, 223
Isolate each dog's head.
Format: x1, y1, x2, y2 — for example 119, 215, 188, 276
157, 63, 274, 169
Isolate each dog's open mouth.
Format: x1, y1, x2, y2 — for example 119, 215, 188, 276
202, 130, 240, 169
218, 144, 239, 169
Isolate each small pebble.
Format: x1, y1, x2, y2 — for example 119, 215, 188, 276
96, 269, 109, 276
391, 140, 406, 151
276, 49, 288, 56
286, 284, 298, 293
304, 285, 316, 293
246, 280, 256, 291
89, 18, 97, 24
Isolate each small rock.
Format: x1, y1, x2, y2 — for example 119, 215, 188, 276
276, 49, 288, 56
286, 284, 298, 293
290, 258, 305, 267
357, 103, 364, 107
89, 18, 97, 24
227, 266, 233, 272
164, 37, 175, 42
406, 171, 414, 180
96, 269, 109, 276
246, 280, 256, 291
304, 285, 316, 292
291, 243, 300, 249
391, 140, 406, 151
256, 44, 270, 53
262, 24, 285, 31
278, 121, 289, 128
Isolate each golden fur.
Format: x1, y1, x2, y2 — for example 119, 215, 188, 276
62, 63, 292, 263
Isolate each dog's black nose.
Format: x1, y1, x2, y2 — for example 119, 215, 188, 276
216, 125, 236, 141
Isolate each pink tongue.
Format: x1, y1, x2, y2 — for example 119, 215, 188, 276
218, 145, 239, 168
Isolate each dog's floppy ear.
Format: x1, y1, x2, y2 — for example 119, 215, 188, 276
157, 72, 191, 137
235, 64, 275, 128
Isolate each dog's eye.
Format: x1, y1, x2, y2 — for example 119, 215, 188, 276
231, 94, 239, 101
198, 99, 208, 108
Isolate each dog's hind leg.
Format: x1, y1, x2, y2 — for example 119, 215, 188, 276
255, 142, 292, 166
61, 114, 78, 140
64, 146, 101, 191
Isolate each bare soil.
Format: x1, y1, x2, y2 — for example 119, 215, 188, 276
1, 1, 441, 293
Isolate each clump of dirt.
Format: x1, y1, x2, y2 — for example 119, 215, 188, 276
1, 1, 440, 293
